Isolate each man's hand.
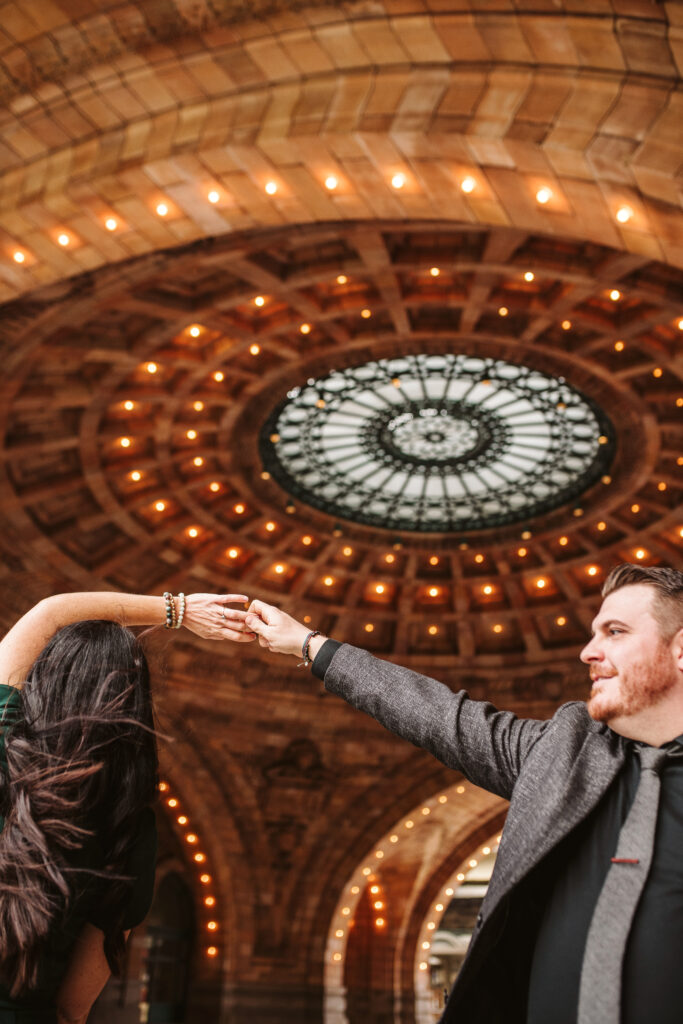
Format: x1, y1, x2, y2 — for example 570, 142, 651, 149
183, 593, 256, 642
245, 600, 315, 658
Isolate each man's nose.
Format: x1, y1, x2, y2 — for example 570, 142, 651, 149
580, 636, 600, 663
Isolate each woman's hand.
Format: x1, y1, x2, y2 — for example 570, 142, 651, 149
183, 594, 256, 642
245, 600, 322, 658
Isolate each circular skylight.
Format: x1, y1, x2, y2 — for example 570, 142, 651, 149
260, 353, 615, 533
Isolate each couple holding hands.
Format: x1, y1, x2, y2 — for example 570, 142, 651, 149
1, 566, 682, 1023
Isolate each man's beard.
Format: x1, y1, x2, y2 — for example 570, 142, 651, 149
587, 653, 676, 723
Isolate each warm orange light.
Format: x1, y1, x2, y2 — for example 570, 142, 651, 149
254, 295, 265, 307
652, 367, 663, 378
635, 548, 646, 560
325, 175, 338, 190
561, 320, 571, 330
130, 470, 142, 481
559, 536, 569, 546
364, 623, 374, 633
249, 344, 260, 355
205, 896, 216, 907
385, 553, 395, 564
194, 852, 206, 863
391, 173, 406, 189
213, 371, 224, 382
337, 274, 348, 284
587, 565, 599, 577
186, 429, 197, 440
535, 578, 547, 589
207, 946, 218, 957
12, 250, 26, 263
375, 917, 385, 927
58, 233, 70, 246
536, 186, 552, 204
159, 782, 169, 792
177, 815, 188, 825
492, 624, 503, 634
200, 874, 211, 884
375, 583, 385, 594
189, 325, 201, 338
273, 564, 285, 575
614, 340, 625, 352
193, 400, 204, 411
429, 555, 439, 566
428, 587, 440, 597
227, 547, 239, 559
167, 798, 178, 808
119, 437, 131, 448
105, 217, 118, 231
498, 306, 509, 317
193, 456, 203, 467
234, 503, 245, 514
631, 504, 640, 514
209, 482, 220, 492
597, 521, 607, 531
186, 833, 198, 844
323, 576, 334, 587
342, 546, 353, 556
188, 527, 199, 538
265, 521, 276, 532
300, 323, 311, 334
483, 584, 494, 595
207, 921, 218, 931
265, 181, 278, 195
302, 535, 313, 546
517, 547, 527, 557
556, 616, 567, 626
524, 271, 534, 282
155, 501, 166, 512
609, 289, 621, 301
146, 362, 158, 374
123, 400, 135, 411
207, 190, 220, 203
474, 553, 484, 564
616, 205, 633, 223
156, 202, 169, 217
430, 266, 440, 277
658, 481, 667, 491
428, 625, 438, 636
461, 176, 476, 193
361, 308, 372, 319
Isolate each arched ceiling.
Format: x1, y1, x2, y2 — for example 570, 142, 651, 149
0, 2, 681, 1016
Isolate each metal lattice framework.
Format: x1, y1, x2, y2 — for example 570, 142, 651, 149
260, 354, 615, 533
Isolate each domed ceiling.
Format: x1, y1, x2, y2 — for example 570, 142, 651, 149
1, 220, 680, 670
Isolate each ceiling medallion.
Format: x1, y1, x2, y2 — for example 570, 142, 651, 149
260, 354, 615, 533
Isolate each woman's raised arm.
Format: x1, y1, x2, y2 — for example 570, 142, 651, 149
0, 591, 254, 688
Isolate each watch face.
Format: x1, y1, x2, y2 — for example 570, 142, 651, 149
260, 352, 614, 534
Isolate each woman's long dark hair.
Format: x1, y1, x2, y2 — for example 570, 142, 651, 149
0, 620, 158, 995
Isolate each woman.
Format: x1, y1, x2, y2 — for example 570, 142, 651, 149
0, 590, 252, 1024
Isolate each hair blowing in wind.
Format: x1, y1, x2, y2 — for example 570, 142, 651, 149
0, 620, 158, 996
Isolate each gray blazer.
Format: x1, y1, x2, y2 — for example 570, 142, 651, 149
324, 644, 628, 1023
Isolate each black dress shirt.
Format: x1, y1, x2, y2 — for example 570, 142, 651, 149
527, 734, 683, 1024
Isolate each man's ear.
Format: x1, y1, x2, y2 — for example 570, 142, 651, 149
673, 627, 683, 672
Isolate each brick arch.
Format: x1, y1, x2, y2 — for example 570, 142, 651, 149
319, 776, 508, 1024
2, 3, 682, 306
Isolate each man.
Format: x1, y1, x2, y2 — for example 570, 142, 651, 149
245, 564, 683, 1023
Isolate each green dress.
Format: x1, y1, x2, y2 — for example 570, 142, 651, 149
0, 685, 157, 1023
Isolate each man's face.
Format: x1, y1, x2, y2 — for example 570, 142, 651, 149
580, 584, 679, 727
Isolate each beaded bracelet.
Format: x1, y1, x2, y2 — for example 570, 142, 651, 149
163, 592, 177, 629
298, 629, 321, 667
175, 593, 186, 629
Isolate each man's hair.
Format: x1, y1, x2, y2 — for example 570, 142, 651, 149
602, 564, 683, 640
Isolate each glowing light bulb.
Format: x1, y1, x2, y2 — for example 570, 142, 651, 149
105, 217, 118, 231
58, 233, 70, 246
130, 470, 142, 481
213, 371, 224, 382
13, 251, 26, 263
249, 344, 260, 355
616, 205, 633, 223
536, 186, 552, 204
193, 400, 204, 411
146, 362, 158, 374
524, 271, 534, 282
430, 267, 440, 277
189, 325, 201, 337
156, 203, 169, 217
155, 501, 166, 512
336, 274, 348, 284
325, 175, 338, 190
391, 172, 406, 189
207, 190, 220, 203
609, 289, 621, 301
265, 181, 277, 195
119, 437, 131, 448
460, 176, 476, 193
361, 308, 371, 319
300, 323, 311, 334
209, 482, 220, 492
254, 295, 265, 307
193, 456, 203, 467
